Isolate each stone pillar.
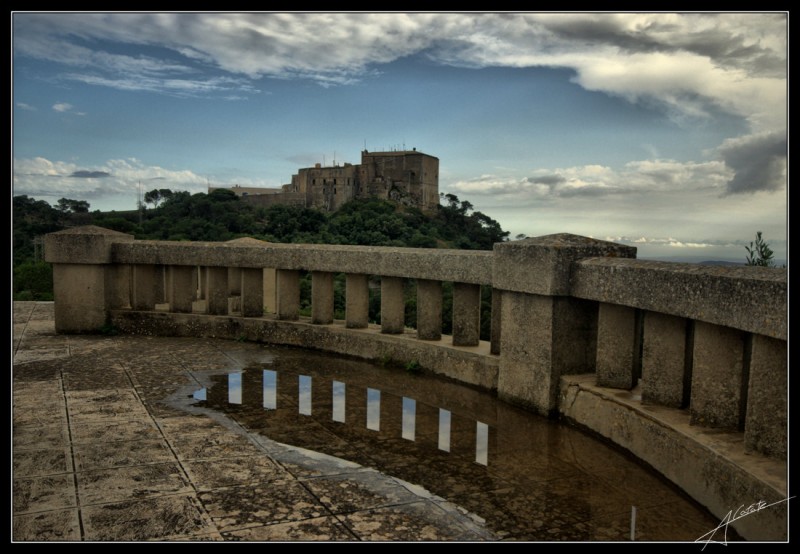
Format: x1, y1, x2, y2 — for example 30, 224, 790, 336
132, 264, 158, 311
44, 226, 134, 333
106, 264, 131, 310
416, 279, 442, 340
595, 303, 639, 389
493, 234, 636, 416
346, 274, 369, 329
690, 321, 746, 429
641, 312, 690, 407
744, 335, 787, 458
169, 266, 194, 314
263, 268, 277, 314
312, 271, 334, 324
276, 269, 300, 321
241, 268, 264, 317
452, 283, 481, 346
490, 289, 501, 355
381, 277, 405, 334
205, 267, 229, 315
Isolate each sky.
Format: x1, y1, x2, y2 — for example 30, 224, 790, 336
12, 12, 788, 262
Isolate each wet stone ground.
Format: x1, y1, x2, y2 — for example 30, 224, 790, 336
13, 301, 729, 542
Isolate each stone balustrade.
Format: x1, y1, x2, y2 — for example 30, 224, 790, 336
44, 226, 787, 460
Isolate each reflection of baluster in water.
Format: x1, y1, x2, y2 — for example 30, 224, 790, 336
332, 380, 346, 423
475, 421, 489, 466
366, 388, 381, 431
298, 375, 312, 416
402, 397, 416, 441
438, 409, 451, 452
228, 372, 242, 405
262, 370, 277, 410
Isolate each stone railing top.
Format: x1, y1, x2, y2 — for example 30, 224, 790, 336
493, 233, 637, 296
571, 257, 787, 340
112, 239, 494, 285
44, 225, 134, 264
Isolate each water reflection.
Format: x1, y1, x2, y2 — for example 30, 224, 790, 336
402, 397, 416, 441
299, 375, 312, 416
262, 370, 277, 410
228, 372, 242, 405
190, 353, 727, 541
366, 388, 381, 431
332, 381, 346, 423
475, 421, 489, 466
438, 409, 451, 452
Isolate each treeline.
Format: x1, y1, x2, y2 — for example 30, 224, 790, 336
13, 190, 509, 339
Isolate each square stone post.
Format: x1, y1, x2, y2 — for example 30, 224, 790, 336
690, 321, 746, 429
241, 268, 264, 317
596, 303, 639, 389
452, 283, 481, 346
744, 335, 786, 458
169, 265, 194, 313
44, 226, 134, 333
132, 264, 158, 310
263, 268, 277, 314
276, 269, 300, 321
205, 267, 229, 315
312, 271, 334, 324
381, 277, 405, 334
641, 312, 690, 407
493, 234, 636, 416
490, 289, 501, 355
346, 274, 369, 329
416, 279, 442, 340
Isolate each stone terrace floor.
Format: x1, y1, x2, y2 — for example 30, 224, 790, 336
13, 301, 731, 543
12, 301, 499, 542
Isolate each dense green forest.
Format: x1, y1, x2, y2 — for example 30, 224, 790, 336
13, 190, 509, 339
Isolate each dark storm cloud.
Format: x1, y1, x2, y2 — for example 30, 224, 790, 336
541, 14, 786, 76
70, 170, 111, 179
528, 175, 565, 186
717, 132, 787, 194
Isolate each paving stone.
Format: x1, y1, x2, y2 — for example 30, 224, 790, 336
183, 456, 284, 491
13, 509, 81, 541
77, 463, 192, 505
222, 516, 354, 541
198, 480, 328, 532
73, 440, 175, 471
13, 447, 73, 477
81, 494, 215, 541
14, 475, 76, 514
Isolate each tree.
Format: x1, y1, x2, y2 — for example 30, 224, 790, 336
56, 198, 90, 213
144, 188, 173, 209
745, 231, 775, 267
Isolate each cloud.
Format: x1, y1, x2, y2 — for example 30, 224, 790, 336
16, 102, 36, 110
70, 170, 111, 179
13, 157, 208, 202
447, 158, 732, 200
13, 13, 786, 128
716, 131, 787, 194
52, 102, 73, 112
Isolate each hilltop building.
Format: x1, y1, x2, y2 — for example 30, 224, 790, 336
210, 149, 439, 213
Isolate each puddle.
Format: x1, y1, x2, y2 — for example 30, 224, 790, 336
183, 347, 727, 541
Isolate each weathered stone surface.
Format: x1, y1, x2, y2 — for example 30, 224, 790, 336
595, 303, 638, 390
44, 225, 134, 265
452, 283, 480, 347
572, 258, 786, 340
380, 277, 405, 334
240, 268, 264, 317
744, 334, 787, 458
690, 321, 746, 430
641, 312, 689, 408
52, 264, 108, 333
493, 233, 636, 296
205, 266, 229, 315
497, 293, 596, 415
276, 269, 300, 321
114, 241, 493, 284
311, 271, 334, 325
345, 274, 369, 329
416, 279, 442, 341
169, 265, 194, 313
